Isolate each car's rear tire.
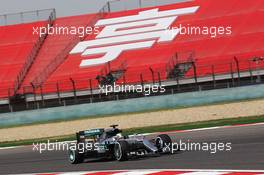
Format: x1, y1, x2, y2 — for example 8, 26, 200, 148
68, 148, 84, 164
155, 134, 172, 153
114, 141, 129, 161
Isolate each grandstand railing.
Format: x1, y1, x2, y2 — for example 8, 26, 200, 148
0, 9, 56, 26
20, 56, 264, 96
106, 0, 191, 12
13, 9, 56, 94
31, 5, 110, 88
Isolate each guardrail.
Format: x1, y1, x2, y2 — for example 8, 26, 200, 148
107, 0, 191, 12
21, 56, 264, 95
0, 8, 56, 26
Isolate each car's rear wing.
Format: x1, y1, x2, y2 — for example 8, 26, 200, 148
76, 129, 104, 142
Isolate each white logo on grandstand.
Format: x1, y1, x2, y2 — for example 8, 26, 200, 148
70, 6, 199, 68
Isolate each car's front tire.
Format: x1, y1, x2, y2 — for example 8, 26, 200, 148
68, 148, 84, 164
155, 134, 172, 153
114, 140, 129, 161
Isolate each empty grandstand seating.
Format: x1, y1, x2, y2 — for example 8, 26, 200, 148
0, 21, 47, 98
0, 22, 45, 45
20, 14, 98, 91
40, 0, 264, 93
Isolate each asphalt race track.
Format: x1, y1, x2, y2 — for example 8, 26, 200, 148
0, 123, 264, 174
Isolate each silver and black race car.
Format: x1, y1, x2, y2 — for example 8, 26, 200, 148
68, 125, 172, 164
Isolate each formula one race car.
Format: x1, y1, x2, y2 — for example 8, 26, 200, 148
68, 125, 172, 164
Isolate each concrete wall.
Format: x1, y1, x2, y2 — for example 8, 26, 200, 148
1, 84, 264, 127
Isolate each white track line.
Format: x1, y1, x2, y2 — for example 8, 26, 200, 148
59, 172, 95, 175
15, 169, 264, 175
160, 122, 264, 134
148, 169, 264, 172
181, 172, 228, 175
0, 146, 25, 150
112, 170, 160, 175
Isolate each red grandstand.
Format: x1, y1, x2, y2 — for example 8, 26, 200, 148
0, 0, 264, 110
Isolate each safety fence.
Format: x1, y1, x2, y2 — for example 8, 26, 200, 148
1, 53, 263, 102
19, 56, 264, 96
107, 0, 191, 12
0, 8, 56, 26
1, 71, 263, 113
0, 0, 183, 25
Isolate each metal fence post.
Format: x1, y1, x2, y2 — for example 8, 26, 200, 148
56, 82, 61, 104
4, 15, 7, 25
149, 67, 155, 84
107, 1, 111, 12
36, 10, 39, 20
53, 8, 56, 19
140, 73, 144, 88
249, 67, 253, 84
70, 78, 77, 103
192, 62, 198, 84
199, 85, 202, 91
212, 65, 216, 88
230, 63, 234, 86
140, 73, 145, 96
8, 88, 13, 112
20, 12, 23, 23
89, 79, 93, 103
123, 74, 126, 86
234, 56, 240, 85
123, 74, 128, 98
40, 85, 44, 106
30, 82, 37, 108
